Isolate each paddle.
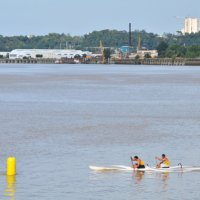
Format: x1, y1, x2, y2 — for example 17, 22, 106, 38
178, 163, 183, 169
155, 157, 158, 166
130, 156, 134, 167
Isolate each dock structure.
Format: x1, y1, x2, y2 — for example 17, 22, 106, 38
0, 58, 56, 64
141, 58, 186, 66
113, 58, 196, 66
185, 58, 200, 66
1, 58, 200, 66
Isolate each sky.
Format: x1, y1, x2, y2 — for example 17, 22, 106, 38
0, 0, 200, 36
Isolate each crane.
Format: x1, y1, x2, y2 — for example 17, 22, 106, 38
99, 41, 105, 64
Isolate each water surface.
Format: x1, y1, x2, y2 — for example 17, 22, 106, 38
0, 64, 200, 200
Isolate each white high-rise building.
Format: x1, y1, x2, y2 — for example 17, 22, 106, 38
182, 18, 199, 34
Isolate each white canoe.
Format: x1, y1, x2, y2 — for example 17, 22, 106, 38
89, 165, 200, 173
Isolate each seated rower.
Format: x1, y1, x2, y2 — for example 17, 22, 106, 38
155, 154, 170, 168
131, 156, 145, 169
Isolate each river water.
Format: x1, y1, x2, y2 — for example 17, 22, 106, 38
0, 64, 200, 200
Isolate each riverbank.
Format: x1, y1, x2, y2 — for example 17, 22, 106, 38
1, 58, 200, 66
113, 58, 200, 66
0, 58, 56, 64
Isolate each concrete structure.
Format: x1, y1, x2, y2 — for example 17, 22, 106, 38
9, 49, 92, 59
112, 48, 158, 60
136, 49, 158, 58
182, 18, 199, 34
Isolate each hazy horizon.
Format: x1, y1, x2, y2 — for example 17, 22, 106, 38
0, 0, 200, 36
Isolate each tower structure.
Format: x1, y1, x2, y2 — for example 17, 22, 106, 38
137, 32, 141, 50
182, 18, 199, 34
129, 23, 132, 47
99, 41, 105, 63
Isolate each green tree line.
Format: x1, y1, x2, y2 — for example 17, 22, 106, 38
156, 41, 200, 58
0, 30, 160, 51
1, 30, 200, 58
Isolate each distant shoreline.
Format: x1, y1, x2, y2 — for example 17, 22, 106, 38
1, 58, 200, 66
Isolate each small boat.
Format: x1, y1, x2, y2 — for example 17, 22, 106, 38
89, 165, 200, 173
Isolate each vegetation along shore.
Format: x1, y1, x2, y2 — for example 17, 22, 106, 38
1, 30, 200, 65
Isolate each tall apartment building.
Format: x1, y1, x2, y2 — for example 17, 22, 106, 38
182, 18, 199, 34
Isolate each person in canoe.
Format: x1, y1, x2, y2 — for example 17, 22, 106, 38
131, 156, 145, 169
155, 154, 170, 168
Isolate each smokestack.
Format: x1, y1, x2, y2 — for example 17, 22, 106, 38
129, 23, 132, 47
138, 32, 141, 50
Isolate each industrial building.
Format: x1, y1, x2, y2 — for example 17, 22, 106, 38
9, 49, 92, 59
135, 49, 158, 58
182, 18, 199, 34
0, 52, 9, 58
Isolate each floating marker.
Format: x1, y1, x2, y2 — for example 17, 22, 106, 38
7, 157, 16, 176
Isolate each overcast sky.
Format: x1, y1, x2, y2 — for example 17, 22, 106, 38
0, 0, 199, 36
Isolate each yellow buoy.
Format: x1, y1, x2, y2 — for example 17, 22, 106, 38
7, 157, 16, 176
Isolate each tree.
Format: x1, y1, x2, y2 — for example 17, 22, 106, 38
135, 55, 140, 60
103, 48, 111, 61
82, 54, 87, 58
36, 54, 43, 58
156, 41, 168, 57
74, 54, 81, 59
144, 53, 151, 58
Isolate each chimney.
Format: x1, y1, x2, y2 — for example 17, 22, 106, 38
129, 23, 132, 47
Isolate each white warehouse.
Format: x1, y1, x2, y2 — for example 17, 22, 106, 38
0, 52, 9, 58
9, 49, 92, 59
